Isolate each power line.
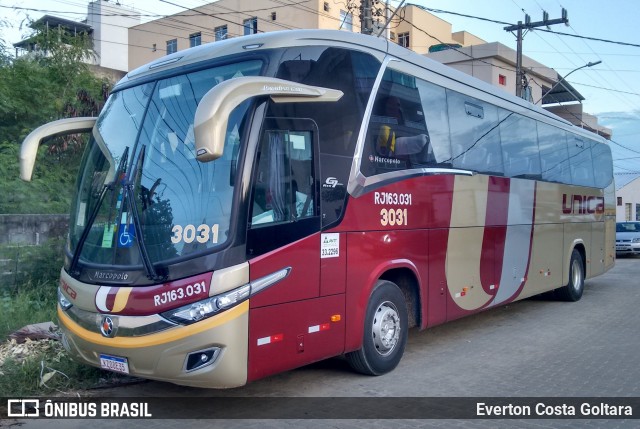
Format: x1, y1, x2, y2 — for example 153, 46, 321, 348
534, 27, 640, 49
414, 4, 640, 49
569, 81, 640, 97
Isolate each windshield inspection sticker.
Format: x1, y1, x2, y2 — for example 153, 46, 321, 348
321, 233, 340, 259
101, 224, 115, 248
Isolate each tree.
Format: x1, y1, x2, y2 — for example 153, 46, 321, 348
0, 18, 108, 145
0, 17, 111, 214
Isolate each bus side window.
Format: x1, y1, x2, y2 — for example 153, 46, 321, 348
364, 68, 430, 175
591, 142, 613, 188
499, 113, 541, 179
447, 90, 504, 176
568, 136, 595, 187
250, 128, 316, 227
538, 123, 571, 184
415, 78, 452, 166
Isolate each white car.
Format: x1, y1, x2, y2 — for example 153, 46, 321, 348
616, 222, 640, 257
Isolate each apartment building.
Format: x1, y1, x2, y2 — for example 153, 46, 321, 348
127, 0, 488, 69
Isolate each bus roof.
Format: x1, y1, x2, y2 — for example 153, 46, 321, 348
118, 29, 606, 144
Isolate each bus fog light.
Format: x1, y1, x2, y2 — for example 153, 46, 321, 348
184, 347, 221, 372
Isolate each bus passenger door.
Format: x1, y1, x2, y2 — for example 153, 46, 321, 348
246, 118, 344, 381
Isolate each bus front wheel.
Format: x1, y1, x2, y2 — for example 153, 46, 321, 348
346, 280, 408, 376
556, 249, 585, 302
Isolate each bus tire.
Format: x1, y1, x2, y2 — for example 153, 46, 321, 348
556, 249, 585, 302
346, 280, 408, 376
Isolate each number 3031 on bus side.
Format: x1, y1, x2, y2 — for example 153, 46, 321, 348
374, 192, 412, 227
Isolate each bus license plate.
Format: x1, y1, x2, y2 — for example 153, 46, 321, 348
100, 354, 130, 374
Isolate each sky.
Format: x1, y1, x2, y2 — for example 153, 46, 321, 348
1, 0, 639, 175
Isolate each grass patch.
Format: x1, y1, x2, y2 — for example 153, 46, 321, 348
0, 242, 139, 396
0, 281, 58, 340
0, 339, 132, 396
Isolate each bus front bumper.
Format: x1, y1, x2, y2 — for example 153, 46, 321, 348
57, 300, 249, 388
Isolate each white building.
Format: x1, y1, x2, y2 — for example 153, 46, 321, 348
616, 175, 640, 222
86, 0, 141, 72
14, 0, 140, 78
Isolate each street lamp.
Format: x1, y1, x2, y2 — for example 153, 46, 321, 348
540, 60, 602, 103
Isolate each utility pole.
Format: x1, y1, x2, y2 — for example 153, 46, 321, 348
504, 9, 568, 99
361, 0, 373, 35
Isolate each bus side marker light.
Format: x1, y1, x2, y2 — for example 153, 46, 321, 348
308, 323, 330, 334
331, 315, 341, 322
257, 334, 283, 346
489, 284, 496, 290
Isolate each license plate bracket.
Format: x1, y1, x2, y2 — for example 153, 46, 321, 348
99, 353, 130, 374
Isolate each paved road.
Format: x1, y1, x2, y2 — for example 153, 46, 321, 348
7, 258, 640, 428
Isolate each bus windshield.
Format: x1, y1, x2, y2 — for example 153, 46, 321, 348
69, 60, 263, 267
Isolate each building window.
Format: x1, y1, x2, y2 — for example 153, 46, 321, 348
271, 12, 276, 21
637, 203, 640, 221
626, 203, 632, 220
390, 31, 396, 40
189, 32, 201, 48
617, 197, 623, 206
166, 39, 177, 55
324, 2, 330, 12
152, 43, 156, 52
398, 32, 409, 48
340, 10, 353, 31
243, 17, 258, 35
215, 25, 228, 41
499, 74, 507, 86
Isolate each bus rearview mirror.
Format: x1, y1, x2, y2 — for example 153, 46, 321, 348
194, 76, 343, 162
20, 117, 97, 181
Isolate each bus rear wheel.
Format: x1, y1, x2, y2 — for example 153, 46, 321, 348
346, 280, 408, 376
556, 249, 585, 302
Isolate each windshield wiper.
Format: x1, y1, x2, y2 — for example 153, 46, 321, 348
69, 147, 130, 276
125, 145, 164, 282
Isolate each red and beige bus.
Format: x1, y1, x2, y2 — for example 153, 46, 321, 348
20, 30, 614, 388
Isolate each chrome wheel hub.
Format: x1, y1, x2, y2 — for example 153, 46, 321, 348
371, 301, 400, 356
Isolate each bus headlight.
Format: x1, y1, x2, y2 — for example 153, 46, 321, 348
161, 284, 250, 325
632, 238, 640, 243
58, 288, 73, 310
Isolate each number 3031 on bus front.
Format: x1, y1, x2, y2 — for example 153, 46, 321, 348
380, 208, 408, 226
171, 224, 219, 244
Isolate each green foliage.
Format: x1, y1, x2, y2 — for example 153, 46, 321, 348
0, 19, 108, 147
0, 281, 57, 340
0, 17, 111, 214
0, 140, 82, 213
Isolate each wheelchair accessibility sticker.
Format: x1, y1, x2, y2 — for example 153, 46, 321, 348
118, 223, 135, 248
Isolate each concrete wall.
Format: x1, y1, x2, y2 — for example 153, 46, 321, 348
0, 214, 69, 245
